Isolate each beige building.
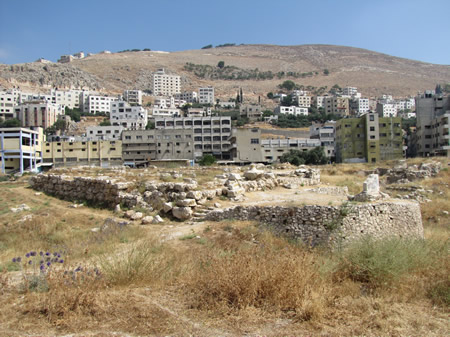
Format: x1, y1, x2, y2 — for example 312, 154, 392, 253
110, 101, 148, 130
295, 95, 311, 108
240, 104, 262, 121
0, 91, 17, 120
198, 87, 215, 105
43, 140, 122, 167
123, 90, 143, 106
15, 101, 63, 129
323, 97, 350, 116
151, 69, 181, 96
0, 127, 44, 174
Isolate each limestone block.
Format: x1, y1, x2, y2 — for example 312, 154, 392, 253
163, 202, 173, 213
172, 206, 193, 220
141, 216, 154, 225
187, 190, 203, 200
152, 215, 164, 224
176, 199, 197, 207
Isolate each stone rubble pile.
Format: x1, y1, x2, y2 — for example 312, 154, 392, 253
376, 161, 442, 184
350, 174, 389, 202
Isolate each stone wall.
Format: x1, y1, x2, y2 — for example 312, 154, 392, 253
205, 201, 423, 246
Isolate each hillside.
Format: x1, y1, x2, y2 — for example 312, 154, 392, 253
1, 44, 450, 101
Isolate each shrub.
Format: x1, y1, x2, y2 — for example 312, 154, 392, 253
198, 154, 216, 166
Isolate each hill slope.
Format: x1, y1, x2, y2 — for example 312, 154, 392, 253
1, 44, 449, 100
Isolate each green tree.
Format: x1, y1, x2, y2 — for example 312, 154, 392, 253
0, 118, 21, 128
146, 121, 155, 130
65, 107, 81, 122
281, 95, 294, 106
198, 154, 216, 166
267, 92, 274, 99
323, 69, 330, 75
279, 147, 327, 166
279, 80, 296, 91
99, 119, 111, 126
217, 61, 225, 69
201, 44, 213, 49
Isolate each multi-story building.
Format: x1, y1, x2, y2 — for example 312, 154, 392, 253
414, 91, 450, 157
198, 87, 215, 105
342, 87, 358, 97
42, 139, 122, 167
151, 69, 181, 96
123, 90, 143, 106
53, 89, 84, 110
87, 95, 118, 114
0, 127, 44, 174
376, 102, 398, 117
110, 101, 148, 130
335, 112, 403, 163
175, 91, 198, 103
154, 116, 232, 160
350, 97, 370, 116
15, 101, 63, 129
323, 97, 350, 116
294, 94, 311, 108
85, 125, 124, 141
231, 128, 321, 164
274, 106, 308, 116
310, 121, 336, 160
316, 96, 326, 108
240, 104, 262, 120
0, 91, 17, 120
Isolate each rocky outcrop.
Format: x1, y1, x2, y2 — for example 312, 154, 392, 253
378, 161, 442, 184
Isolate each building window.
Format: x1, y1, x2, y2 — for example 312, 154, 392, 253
370, 115, 375, 121
370, 126, 375, 131
251, 139, 259, 144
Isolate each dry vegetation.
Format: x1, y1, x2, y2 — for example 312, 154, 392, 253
0, 159, 449, 336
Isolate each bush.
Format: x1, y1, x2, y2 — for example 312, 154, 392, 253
335, 237, 444, 289
198, 154, 216, 166
280, 147, 328, 165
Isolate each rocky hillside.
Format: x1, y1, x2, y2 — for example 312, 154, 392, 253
1, 44, 449, 101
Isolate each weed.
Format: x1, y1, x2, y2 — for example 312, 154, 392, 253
179, 233, 197, 241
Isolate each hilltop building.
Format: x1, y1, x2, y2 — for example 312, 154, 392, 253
151, 69, 181, 96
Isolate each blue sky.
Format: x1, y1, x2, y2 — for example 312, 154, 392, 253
1, 0, 449, 65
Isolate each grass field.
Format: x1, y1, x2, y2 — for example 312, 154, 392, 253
0, 159, 448, 336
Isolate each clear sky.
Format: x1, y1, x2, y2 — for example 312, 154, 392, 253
1, 0, 449, 65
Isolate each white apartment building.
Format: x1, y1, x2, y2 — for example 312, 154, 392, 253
395, 98, 415, 111
198, 87, 215, 105
15, 101, 63, 129
355, 97, 370, 115
53, 89, 84, 110
316, 96, 325, 108
342, 87, 359, 97
175, 91, 198, 103
151, 69, 181, 96
376, 102, 398, 117
123, 90, 143, 106
110, 101, 148, 130
398, 111, 416, 119
87, 95, 118, 114
274, 106, 308, 116
0, 91, 17, 120
151, 106, 181, 118
310, 121, 336, 159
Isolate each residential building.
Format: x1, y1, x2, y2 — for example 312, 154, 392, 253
0, 91, 17, 120
186, 107, 211, 117
323, 97, 350, 116
342, 87, 358, 97
151, 69, 181, 96
110, 101, 148, 130
123, 90, 143, 106
316, 96, 326, 108
154, 116, 232, 160
86, 95, 118, 114
53, 89, 84, 110
294, 94, 311, 108
414, 91, 450, 157
217, 101, 236, 109
240, 104, 262, 120
175, 91, 198, 103
85, 126, 124, 141
198, 86, 215, 105
350, 97, 370, 115
230, 128, 320, 163
43, 139, 122, 167
335, 112, 403, 163
376, 102, 398, 117
310, 121, 336, 159
274, 106, 308, 116
15, 101, 63, 129
0, 127, 44, 174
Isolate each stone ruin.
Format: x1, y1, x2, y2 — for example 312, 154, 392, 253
29, 165, 321, 222
350, 174, 389, 202
377, 161, 442, 184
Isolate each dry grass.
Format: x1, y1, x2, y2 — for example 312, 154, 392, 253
0, 160, 449, 336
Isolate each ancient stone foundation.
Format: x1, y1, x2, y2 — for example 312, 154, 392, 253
205, 201, 424, 246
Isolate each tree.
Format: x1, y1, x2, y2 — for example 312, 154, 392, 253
267, 92, 274, 99
198, 154, 216, 166
65, 107, 81, 122
146, 121, 155, 130
280, 147, 327, 166
279, 80, 296, 91
281, 95, 294, 107
0, 118, 21, 128
217, 61, 225, 69
201, 44, 213, 49
323, 69, 330, 75
99, 119, 111, 126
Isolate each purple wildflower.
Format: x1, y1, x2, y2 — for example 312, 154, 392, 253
30, 251, 36, 256
47, 262, 51, 267
25, 253, 30, 258
28, 260, 32, 265
12, 258, 16, 263
45, 252, 50, 256
39, 251, 43, 256
59, 259, 64, 263
40, 265, 45, 271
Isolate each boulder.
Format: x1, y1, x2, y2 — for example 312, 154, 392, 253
187, 190, 203, 200
141, 216, 154, 225
163, 202, 173, 213
244, 166, 264, 180
172, 207, 193, 220
130, 212, 143, 220
153, 215, 164, 224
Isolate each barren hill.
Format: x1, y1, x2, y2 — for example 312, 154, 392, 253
1, 44, 449, 101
